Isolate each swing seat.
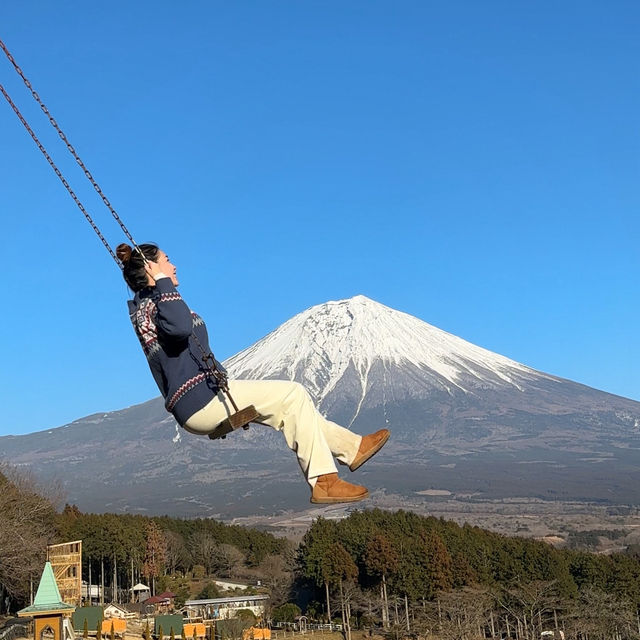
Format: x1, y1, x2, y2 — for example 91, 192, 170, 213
207, 405, 260, 440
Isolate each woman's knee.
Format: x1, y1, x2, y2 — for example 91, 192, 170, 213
282, 381, 310, 407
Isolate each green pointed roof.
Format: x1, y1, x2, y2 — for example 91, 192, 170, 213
18, 562, 75, 616
34, 562, 64, 606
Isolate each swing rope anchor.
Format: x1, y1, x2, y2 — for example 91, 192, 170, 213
200, 351, 261, 440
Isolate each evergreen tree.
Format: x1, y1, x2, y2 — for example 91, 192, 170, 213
421, 531, 453, 597
450, 552, 477, 588
197, 582, 221, 600
364, 533, 398, 628
271, 603, 301, 623
324, 542, 358, 640
298, 518, 339, 621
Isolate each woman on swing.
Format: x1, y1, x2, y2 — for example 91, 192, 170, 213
117, 243, 389, 504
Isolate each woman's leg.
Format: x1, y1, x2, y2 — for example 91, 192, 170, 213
184, 380, 361, 485
317, 418, 363, 466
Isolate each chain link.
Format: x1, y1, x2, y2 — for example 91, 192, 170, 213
0, 81, 121, 264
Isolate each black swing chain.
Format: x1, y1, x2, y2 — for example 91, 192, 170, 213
0, 37, 231, 394
0, 37, 146, 267
190, 332, 241, 412
0, 80, 122, 265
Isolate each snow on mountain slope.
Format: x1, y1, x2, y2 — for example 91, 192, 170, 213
225, 295, 550, 404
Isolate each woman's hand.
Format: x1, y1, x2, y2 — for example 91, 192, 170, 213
144, 260, 165, 281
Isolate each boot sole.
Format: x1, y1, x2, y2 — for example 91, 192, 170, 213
349, 430, 390, 471
310, 490, 370, 504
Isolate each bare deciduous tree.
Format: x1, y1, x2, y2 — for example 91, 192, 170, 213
189, 531, 218, 576
0, 464, 60, 612
496, 580, 564, 639
211, 543, 245, 577
416, 587, 493, 640
257, 554, 293, 608
143, 520, 166, 594
164, 530, 190, 575
565, 587, 637, 640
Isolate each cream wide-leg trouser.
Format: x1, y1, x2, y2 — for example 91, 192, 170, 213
183, 380, 363, 487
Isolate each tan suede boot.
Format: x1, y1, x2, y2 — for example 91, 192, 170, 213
310, 473, 369, 504
349, 428, 390, 471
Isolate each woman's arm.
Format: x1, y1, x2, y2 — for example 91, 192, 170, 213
152, 276, 193, 340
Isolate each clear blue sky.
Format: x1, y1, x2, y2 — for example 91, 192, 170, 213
1, 1, 638, 436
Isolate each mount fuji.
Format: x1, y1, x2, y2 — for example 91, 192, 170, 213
2, 295, 640, 518
228, 295, 562, 436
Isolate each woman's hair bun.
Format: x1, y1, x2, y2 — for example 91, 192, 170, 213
116, 243, 133, 264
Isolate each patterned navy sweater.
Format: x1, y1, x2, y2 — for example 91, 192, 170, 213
127, 276, 221, 426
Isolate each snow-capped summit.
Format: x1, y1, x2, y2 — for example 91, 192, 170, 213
225, 295, 545, 412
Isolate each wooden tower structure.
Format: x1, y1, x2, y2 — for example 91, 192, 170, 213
47, 541, 82, 607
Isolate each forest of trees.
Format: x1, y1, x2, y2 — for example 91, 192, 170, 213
3, 465, 640, 639
53, 505, 293, 611
296, 510, 640, 640
0, 465, 291, 614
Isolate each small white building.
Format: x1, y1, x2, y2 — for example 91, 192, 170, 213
213, 580, 250, 592
104, 603, 137, 620
130, 583, 151, 603
82, 581, 101, 602
184, 595, 268, 621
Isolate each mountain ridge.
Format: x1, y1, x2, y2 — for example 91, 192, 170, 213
1, 295, 639, 517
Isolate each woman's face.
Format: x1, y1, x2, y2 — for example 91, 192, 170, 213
156, 250, 179, 286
